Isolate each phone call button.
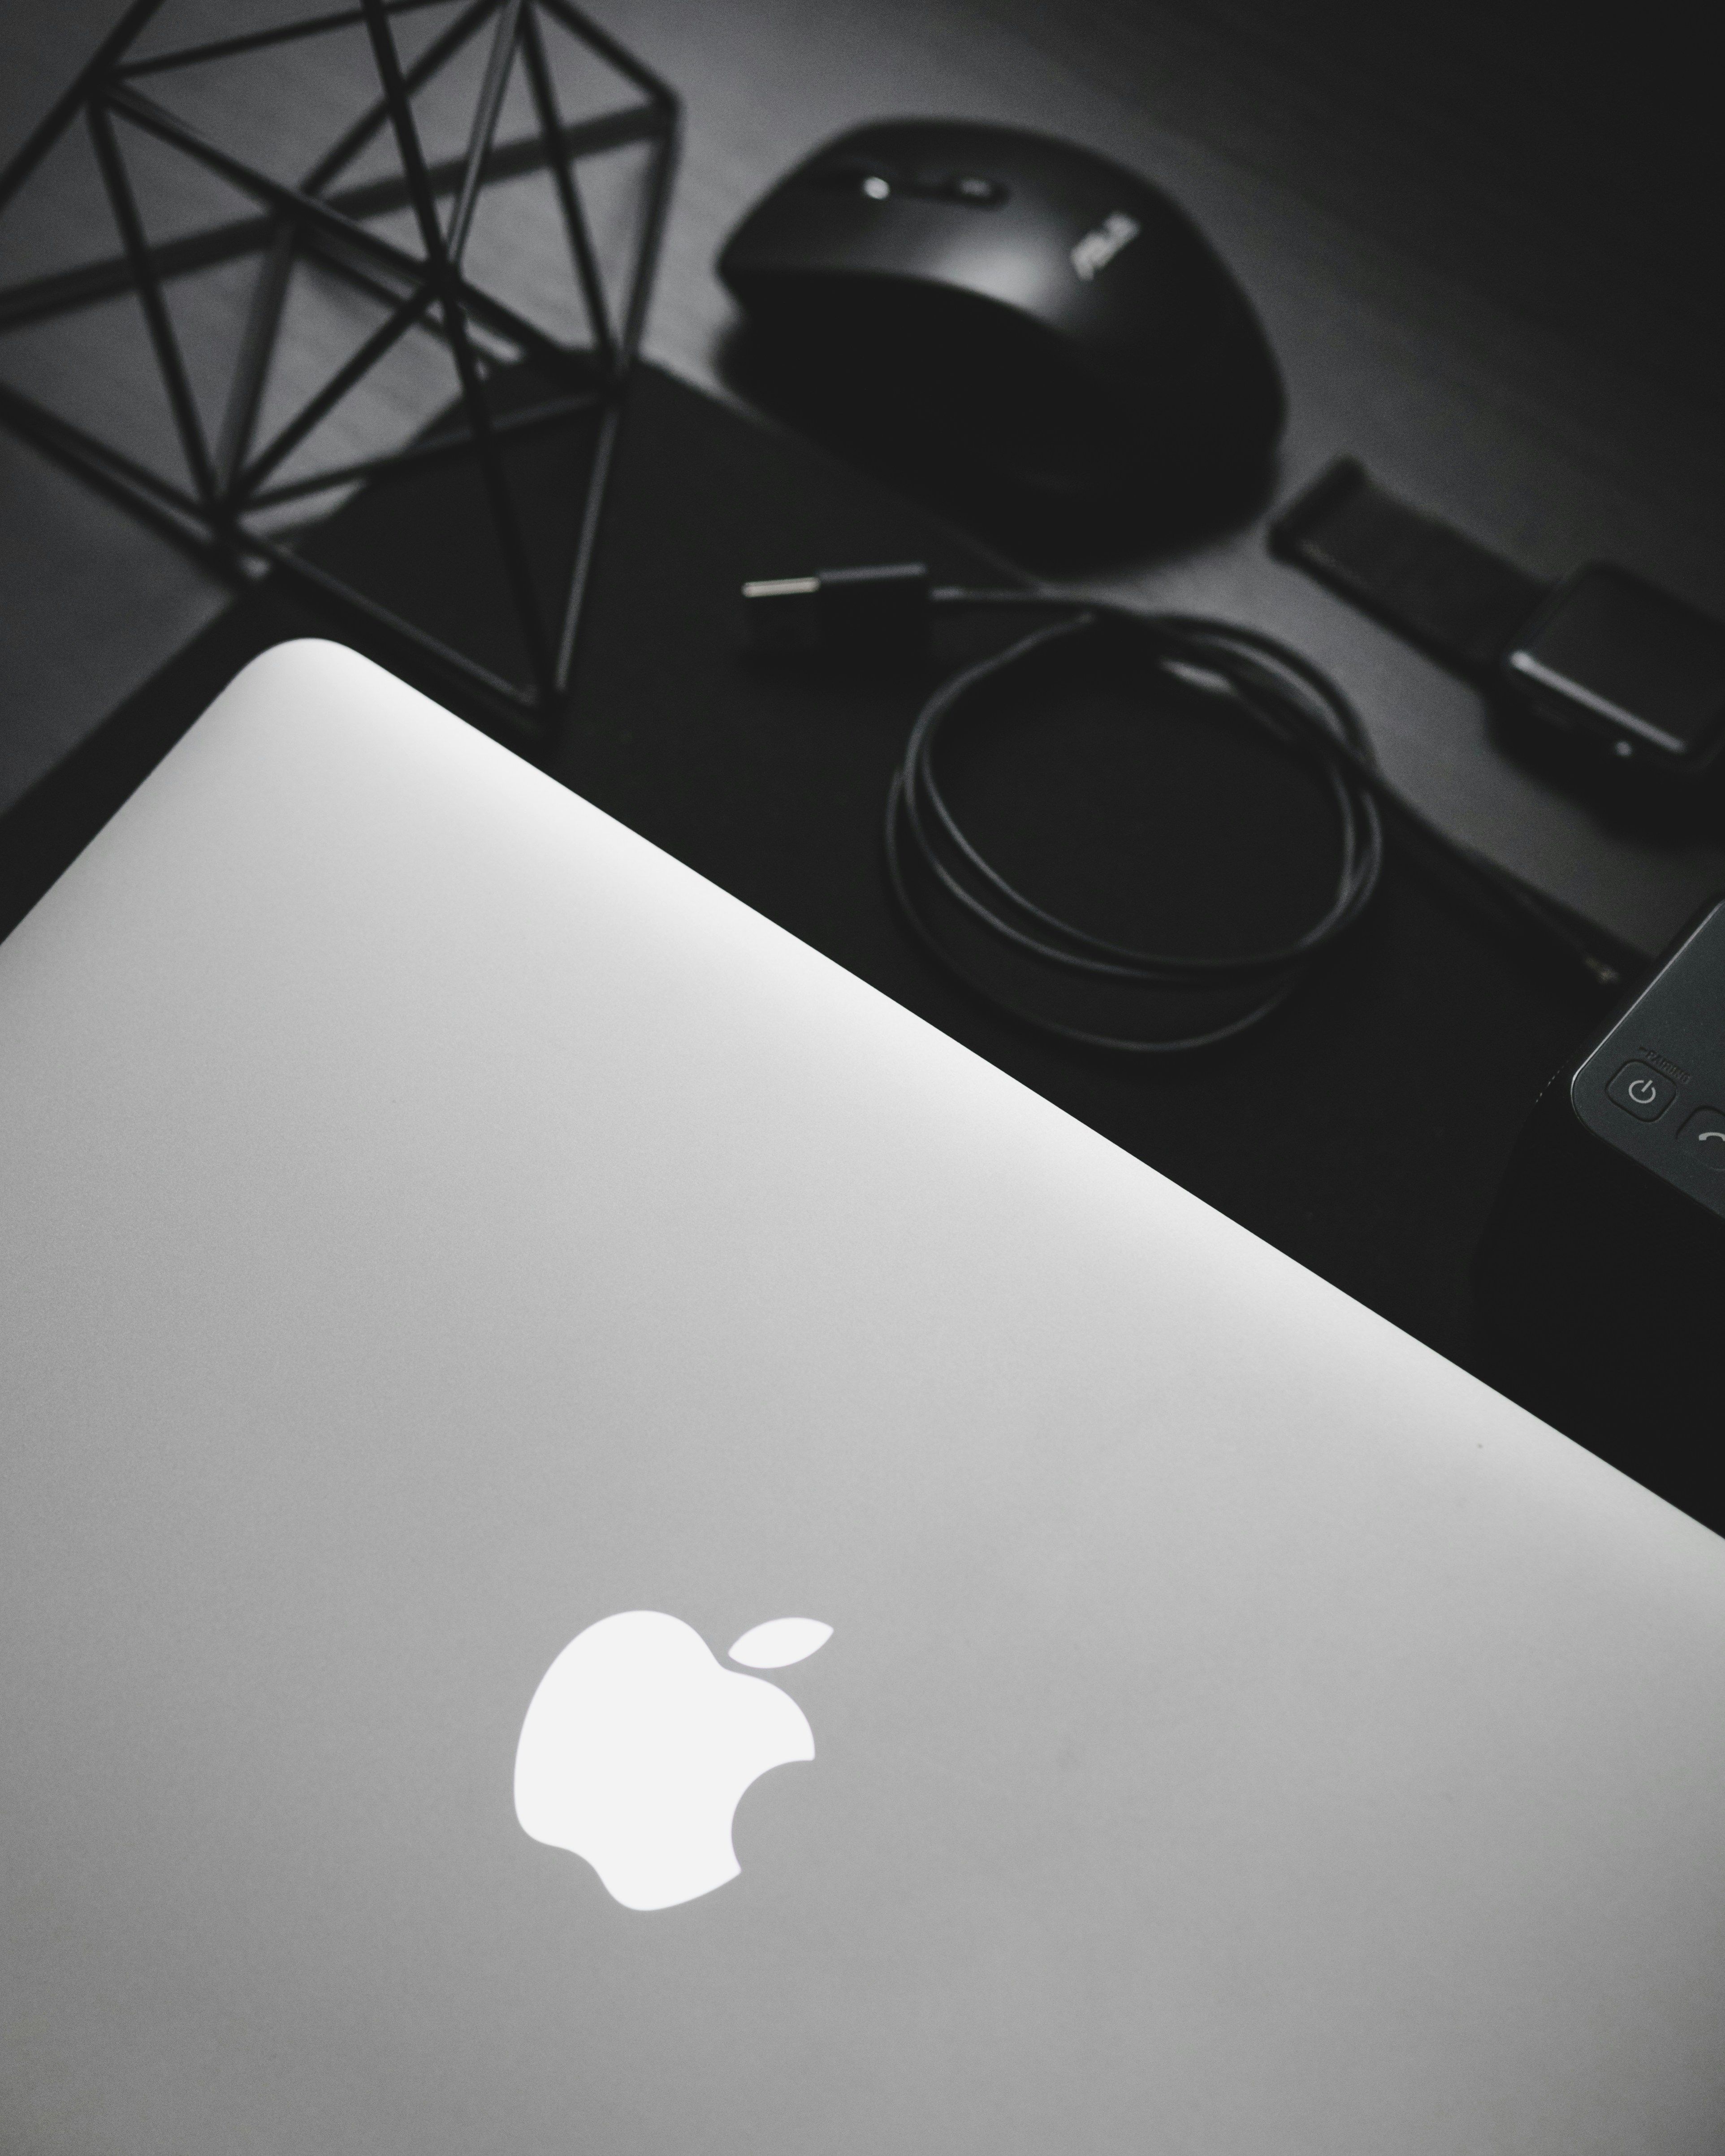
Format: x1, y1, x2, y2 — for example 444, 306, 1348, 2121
1607, 1060, 1677, 1121
1678, 1108, 1725, 1171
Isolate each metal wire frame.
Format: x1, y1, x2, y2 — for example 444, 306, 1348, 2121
0, 0, 679, 727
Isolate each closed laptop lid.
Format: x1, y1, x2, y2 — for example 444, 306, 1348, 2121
2, 639, 1722, 2156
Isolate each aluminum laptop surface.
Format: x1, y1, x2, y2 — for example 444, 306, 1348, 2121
2, 640, 1722, 2156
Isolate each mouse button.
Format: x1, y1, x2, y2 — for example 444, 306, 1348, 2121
718, 182, 948, 289
802, 160, 904, 201
915, 173, 1011, 207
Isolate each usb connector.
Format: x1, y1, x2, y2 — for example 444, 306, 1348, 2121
742, 562, 932, 659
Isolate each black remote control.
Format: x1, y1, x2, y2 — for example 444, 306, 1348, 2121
1568, 902, 1725, 1224
1478, 897, 1725, 1523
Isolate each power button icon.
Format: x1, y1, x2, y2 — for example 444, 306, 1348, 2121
1606, 1060, 1677, 1122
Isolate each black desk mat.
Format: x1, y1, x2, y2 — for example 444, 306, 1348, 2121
0, 363, 1645, 1501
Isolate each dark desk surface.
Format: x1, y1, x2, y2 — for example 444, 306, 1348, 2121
4, 0, 1724, 955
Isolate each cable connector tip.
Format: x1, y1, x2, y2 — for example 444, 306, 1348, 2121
742, 562, 932, 660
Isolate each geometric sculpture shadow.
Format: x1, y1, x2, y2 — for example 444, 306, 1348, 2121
0, 0, 678, 727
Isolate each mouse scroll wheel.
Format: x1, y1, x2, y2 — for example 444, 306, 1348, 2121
930, 173, 1008, 207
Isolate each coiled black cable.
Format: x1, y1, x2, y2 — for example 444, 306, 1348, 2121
743, 567, 1642, 1054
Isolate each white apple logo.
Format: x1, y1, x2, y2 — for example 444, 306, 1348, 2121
514, 1611, 833, 1911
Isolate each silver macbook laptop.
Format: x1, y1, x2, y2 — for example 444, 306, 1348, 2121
2, 639, 1722, 2156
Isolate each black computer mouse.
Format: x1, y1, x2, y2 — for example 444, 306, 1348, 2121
718, 119, 1285, 506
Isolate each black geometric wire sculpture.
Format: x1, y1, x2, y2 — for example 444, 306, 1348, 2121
0, 0, 678, 726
